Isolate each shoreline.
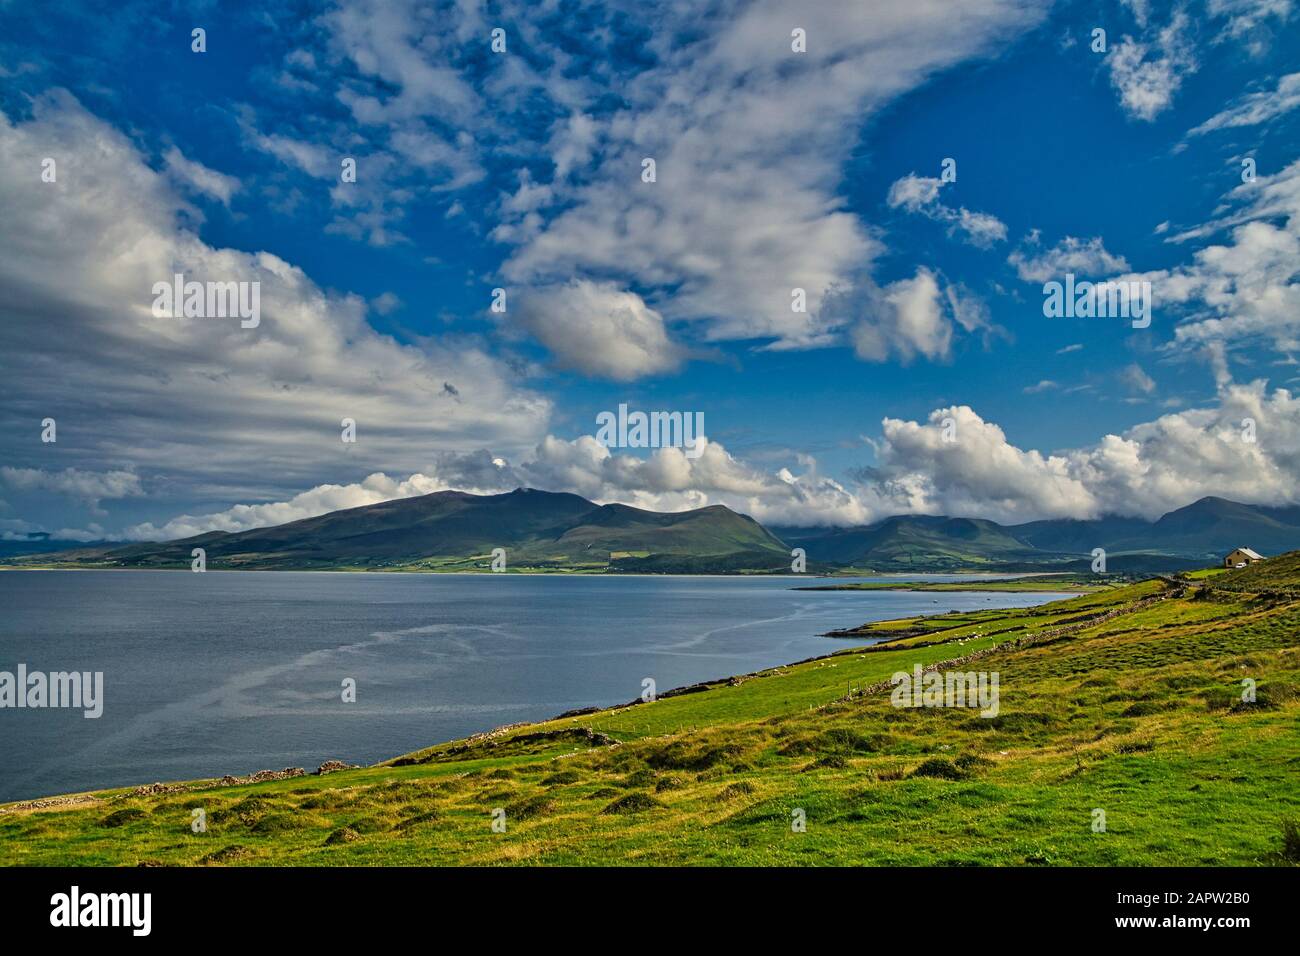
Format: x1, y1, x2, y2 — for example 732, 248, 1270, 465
0, 586, 1068, 808
0, 565, 1057, 582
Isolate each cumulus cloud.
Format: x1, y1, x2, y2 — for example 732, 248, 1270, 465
1120, 362, 1157, 394
886, 173, 1008, 247
125, 463, 503, 540
1008, 235, 1131, 283
162, 147, 240, 206
1106, 11, 1198, 121
511, 281, 686, 381
0, 92, 550, 508
866, 383, 1300, 522
1, 467, 142, 512
850, 269, 955, 364
110, 372, 1300, 537
487, 0, 1043, 356
123, 436, 878, 538
1141, 160, 1300, 354
210, 0, 1047, 367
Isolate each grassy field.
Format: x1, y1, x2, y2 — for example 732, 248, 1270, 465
2, 562, 1298, 866
796, 573, 1109, 593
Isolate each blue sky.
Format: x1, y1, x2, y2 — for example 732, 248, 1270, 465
1, 0, 1298, 540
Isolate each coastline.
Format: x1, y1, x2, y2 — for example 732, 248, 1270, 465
5, 568, 1297, 867
0, 583, 1059, 808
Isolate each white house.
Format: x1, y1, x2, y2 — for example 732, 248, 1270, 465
1223, 547, 1264, 569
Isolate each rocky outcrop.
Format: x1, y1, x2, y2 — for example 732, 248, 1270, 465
218, 767, 306, 786
316, 760, 355, 775
130, 782, 187, 797
0, 794, 102, 816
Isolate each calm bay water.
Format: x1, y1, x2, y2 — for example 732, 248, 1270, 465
0, 570, 1074, 802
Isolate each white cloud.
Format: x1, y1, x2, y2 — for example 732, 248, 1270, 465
370, 291, 402, 315
115, 373, 1300, 537
887, 174, 943, 210
1, 467, 142, 512
1106, 11, 1198, 121
125, 467, 494, 540
1009, 235, 1131, 283
1120, 362, 1157, 394
1143, 160, 1300, 354
511, 280, 686, 381
850, 268, 954, 364
1208, 0, 1294, 39
227, 0, 1043, 362
163, 147, 240, 205
1188, 71, 1300, 136
867, 382, 1300, 521
0, 92, 551, 506
491, 0, 1044, 353
886, 172, 1008, 247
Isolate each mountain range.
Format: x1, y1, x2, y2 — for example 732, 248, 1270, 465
7, 491, 1299, 574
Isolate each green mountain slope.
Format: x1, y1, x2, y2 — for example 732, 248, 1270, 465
36, 489, 790, 572
777, 496, 1300, 571
13, 493, 1300, 574
777, 515, 1060, 569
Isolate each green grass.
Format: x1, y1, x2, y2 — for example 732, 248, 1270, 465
3, 560, 1299, 866
796, 575, 1107, 593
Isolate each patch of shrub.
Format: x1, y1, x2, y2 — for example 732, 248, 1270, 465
718, 782, 756, 800
953, 753, 992, 772
644, 741, 744, 771
505, 795, 556, 820
1281, 819, 1300, 864
806, 754, 848, 771
1115, 739, 1156, 754
393, 811, 440, 832
909, 758, 969, 781
301, 791, 352, 810
99, 808, 147, 828
541, 770, 581, 786
601, 792, 665, 814
819, 728, 892, 753
200, 844, 252, 865
224, 796, 275, 825
325, 827, 360, 845
621, 768, 656, 789
249, 813, 304, 834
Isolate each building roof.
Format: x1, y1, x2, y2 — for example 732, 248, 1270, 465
1232, 547, 1264, 559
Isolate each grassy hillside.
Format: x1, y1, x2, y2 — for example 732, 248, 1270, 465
11, 489, 791, 573
14, 493, 1297, 575
1202, 550, 1300, 595
775, 496, 1300, 572
796, 573, 1108, 593
3, 559, 1299, 865
777, 515, 1050, 569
